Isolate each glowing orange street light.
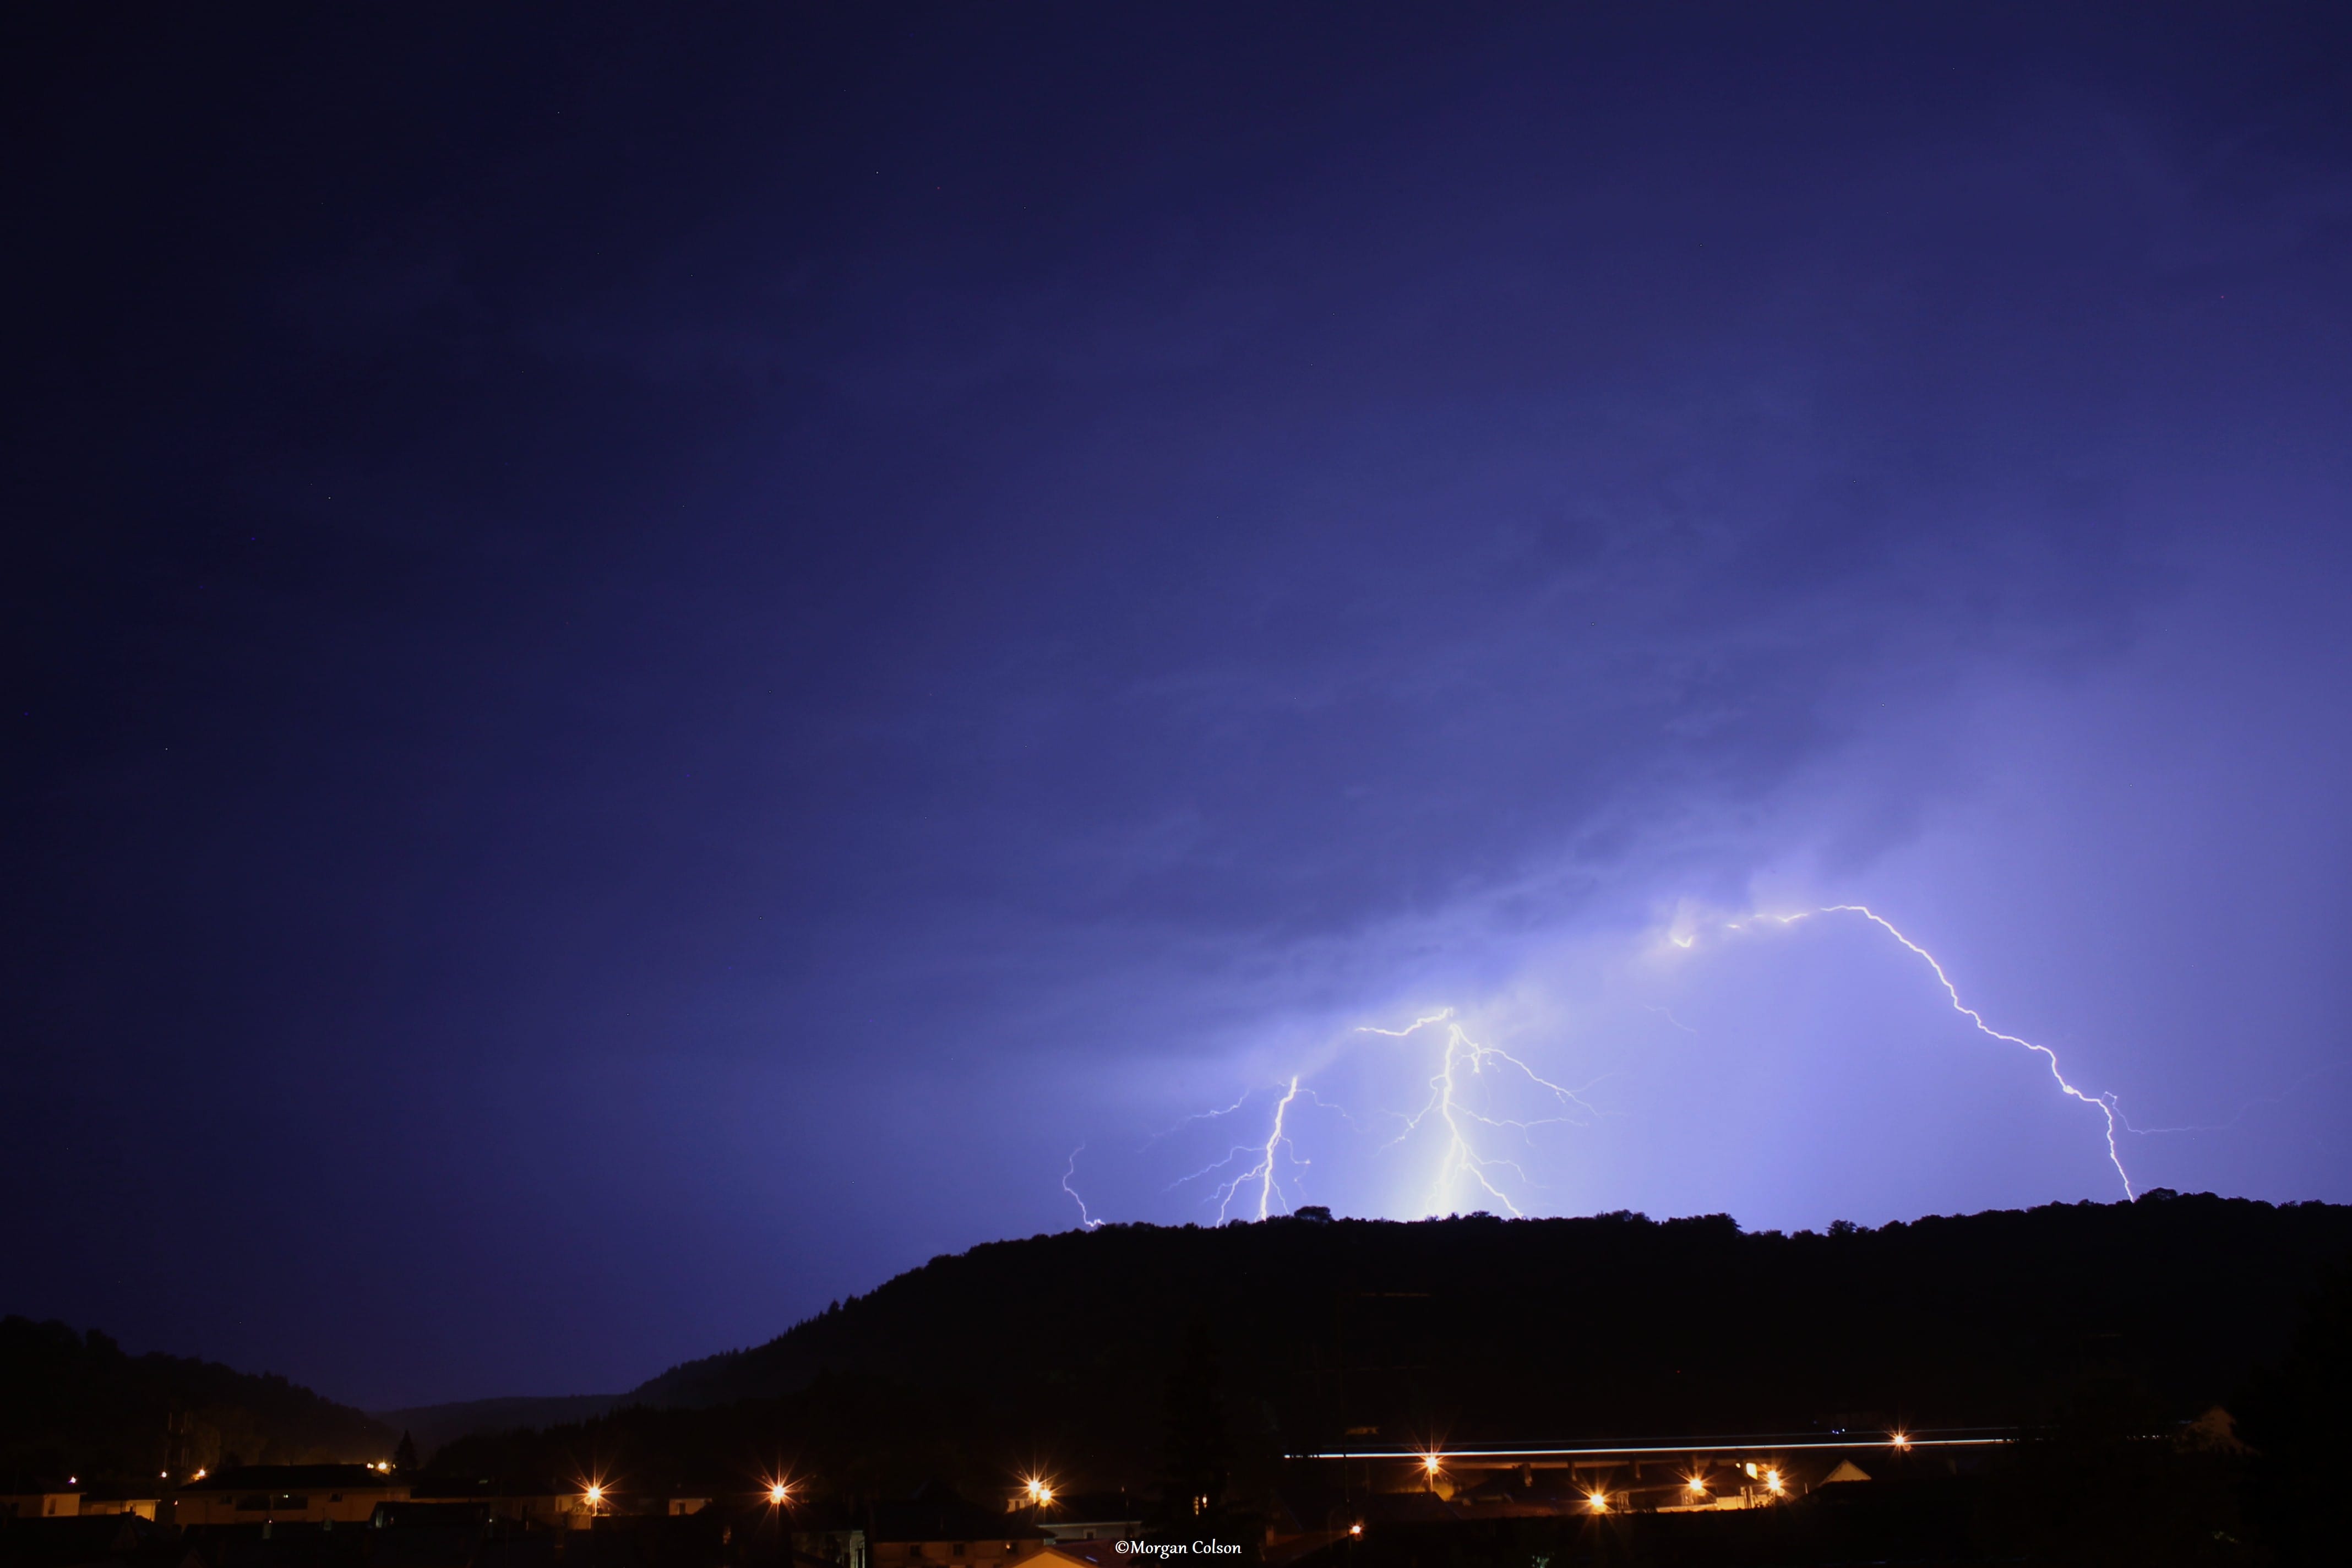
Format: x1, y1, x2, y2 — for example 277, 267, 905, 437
1890, 1431, 1912, 1451
1685, 1474, 1707, 1496
770, 1483, 791, 1506
584, 1485, 604, 1513
1585, 1491, 1609, 1513
1763, 1469, 1784, 1496
1347, 1525, 1362, 1538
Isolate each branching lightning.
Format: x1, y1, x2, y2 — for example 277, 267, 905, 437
1734, 905, 2133, 1198
1168, 1075, 1309, 1221
1250, 1075, 1304, 1219
2113, 1086, 2296, 1137
1152, 1018, 1597, 1223
1362, 1009, 1603, 1218
1060, 900, 2151, 1227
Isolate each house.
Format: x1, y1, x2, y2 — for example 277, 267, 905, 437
792, 1525, 867, 1568
1027, 1495, 1145, 1548
81, 1495, 162, 1521
398, 1479, 628, 1531
866, 1484, 1046, 1568
0, 1493, 78, 1521
172, 1466, 408, 1526
1008, 1545, 1124, 1568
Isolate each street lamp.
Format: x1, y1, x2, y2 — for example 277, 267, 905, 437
767, 1478, 793, 1568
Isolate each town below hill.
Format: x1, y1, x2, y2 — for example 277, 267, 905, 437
1, 1317, 391, 1486
614, 1192, 2349, 1456
9, 1194, 2351, 1564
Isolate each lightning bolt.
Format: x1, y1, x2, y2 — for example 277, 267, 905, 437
1151, 1090, 1255, 1139
1737, 905, 2133, 1198
1065, 901, 2136, 1227
2111, 1074, 2317, 1137
1168, 1075, 1309, 1221
1253, 1075, 1304, 1219
1061, 1145, 1103, 1230
1363, 1010, 1602, 1218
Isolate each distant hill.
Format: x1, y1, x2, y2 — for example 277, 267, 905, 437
371, 1394, 621, 1455
422, 1194, 2352, 1497
0, 1317, 394, 1485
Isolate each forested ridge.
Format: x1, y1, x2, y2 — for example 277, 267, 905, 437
429, 1194, 2352, 1495
1, 1317, 392, 1485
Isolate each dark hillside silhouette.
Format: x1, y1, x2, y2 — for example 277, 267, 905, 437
426, 1195, 2350, 1500
636, 1195, 2348, 1438
2236, 1258, 2352, 1561
0, 1318, 394, 1485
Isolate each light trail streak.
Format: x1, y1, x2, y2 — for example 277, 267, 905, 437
1363, 1009, 1601, 1218
1301, 1434, 2010, 1461
1739, 905, 2133, 1197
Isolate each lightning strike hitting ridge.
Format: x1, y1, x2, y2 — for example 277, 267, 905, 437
1060, 1145, 1103, 1230
1251, 1076, 1304, 1219
1362, 1009, 1602, 1218
1060, 902, 2137, 1229
1736, 905, 2134, 1198
1168, 1075, 1309, 1221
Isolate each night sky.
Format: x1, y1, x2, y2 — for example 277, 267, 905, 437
6, 6, 2351, 1411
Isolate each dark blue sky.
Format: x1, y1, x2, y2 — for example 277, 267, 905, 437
5, 6, 2350, 1409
